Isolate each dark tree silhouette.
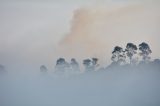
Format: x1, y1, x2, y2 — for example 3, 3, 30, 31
83, 59, 92, 72
91, 58, 99, 71
111, 46, 126, 65
92, 58, 98, 65
125, 43, 137, 64
55, 58, 70, 73
56, 58, 65, 65
153, 59, 160, 64
40, 65, 48, 73
139, 42, 152, 62
70, 58, 80, 71
82, 58, 99, 72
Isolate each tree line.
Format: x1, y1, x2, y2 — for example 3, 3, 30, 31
0, 42, 159, 75
111, 42, 152, 65
39, 42, 159, 75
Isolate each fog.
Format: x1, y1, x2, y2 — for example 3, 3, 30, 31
1, 66, 160, 106
0, 0, 160, 106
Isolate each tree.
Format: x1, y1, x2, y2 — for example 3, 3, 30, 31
139, 42, 152, 62
83, 59, 92, 72
91, 58, 99, 71
70, 58, 80, 71
40, 65, 48, 73
125, 43, 137, 64
55, 58, 70, 73
111, 46, 126, 65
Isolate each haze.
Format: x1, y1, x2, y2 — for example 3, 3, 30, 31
0, 0, 160, 70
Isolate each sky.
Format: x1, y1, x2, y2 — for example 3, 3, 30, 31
0, 0, 160, 70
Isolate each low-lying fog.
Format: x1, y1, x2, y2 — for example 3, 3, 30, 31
1, 66, 160, 106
